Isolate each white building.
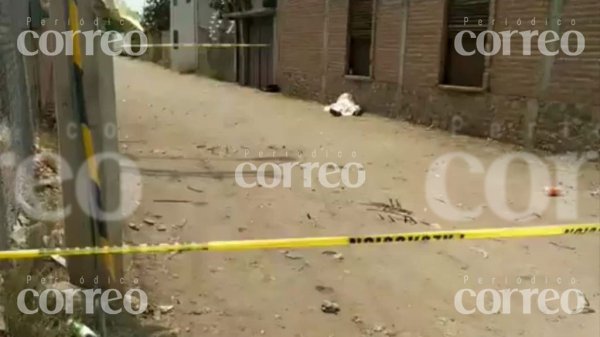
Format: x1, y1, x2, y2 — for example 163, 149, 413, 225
170, 0, 277, 86
170, 0, 198, 73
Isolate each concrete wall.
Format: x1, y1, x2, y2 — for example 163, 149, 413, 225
160, 30, 171, 67
276, 0, 600, 152
196, 0, 236, 82
196, 0, 214, 77
141, 31, 164, 63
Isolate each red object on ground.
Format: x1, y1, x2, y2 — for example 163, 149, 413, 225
545, 186, 562, 197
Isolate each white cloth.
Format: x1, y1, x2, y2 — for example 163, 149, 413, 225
324, 93, 361, 117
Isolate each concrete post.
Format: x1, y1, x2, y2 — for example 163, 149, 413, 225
50, 0, 123, 290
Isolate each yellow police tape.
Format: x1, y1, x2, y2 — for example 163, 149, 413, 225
0, 224, 598, 261
131, 43, 270, 48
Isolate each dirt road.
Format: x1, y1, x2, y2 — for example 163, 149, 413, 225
114, 58, 599, 337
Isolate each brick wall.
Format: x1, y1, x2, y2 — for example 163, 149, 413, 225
277, 0, 326, 100
323, 0, 402, 114
276, 0, 600, 152
533, 0, 600, 150
403, 0, 444, 88
489, 0, 547, 98
545, 0, 600, 105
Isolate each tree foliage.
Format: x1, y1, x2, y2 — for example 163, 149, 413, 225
142, 0, 170, 32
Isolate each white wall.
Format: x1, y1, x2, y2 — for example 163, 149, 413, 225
170, 0, 197, 72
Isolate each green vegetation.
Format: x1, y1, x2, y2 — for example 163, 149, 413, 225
141, 0, 170, 32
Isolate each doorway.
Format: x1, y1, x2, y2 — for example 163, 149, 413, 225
238, 16, 274, 89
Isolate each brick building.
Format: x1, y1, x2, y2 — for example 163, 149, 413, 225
275, 0, 600, 152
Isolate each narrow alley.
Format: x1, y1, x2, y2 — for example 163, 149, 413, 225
115, 58, 599, 337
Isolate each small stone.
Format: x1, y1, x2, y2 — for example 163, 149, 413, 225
157, 224, 168, 232
159, 305, 174, 314
124, 293, 141, 311
10, 226, 28, 247
128, 223, 140, 231
143, 218, 156, 225
17, 213, 31, 226
321, 300, 340, 314
191, 306, 212, 315
283, 251, 303, 260
315, 285, 334, 294
384, 329, 398, 337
